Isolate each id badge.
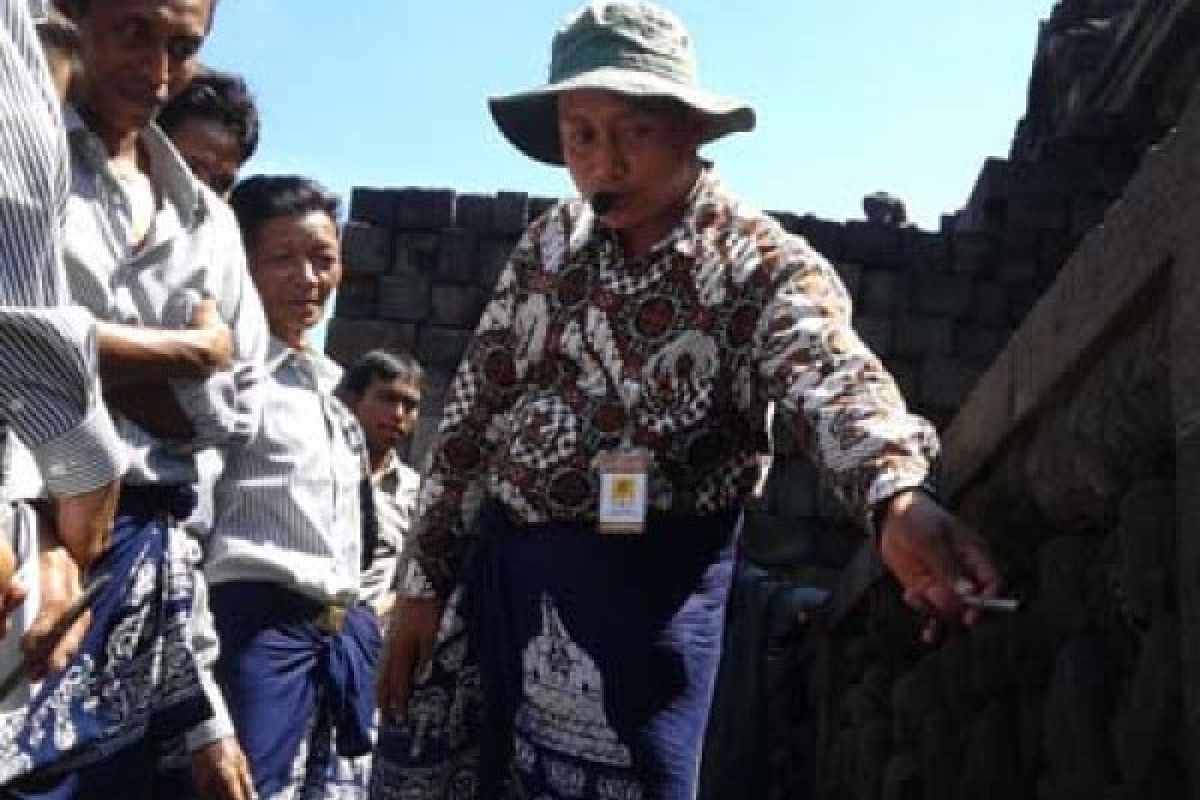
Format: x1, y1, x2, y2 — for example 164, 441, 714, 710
594, 447, 653, 535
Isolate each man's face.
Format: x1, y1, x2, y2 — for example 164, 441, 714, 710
168, 117, 241, 197
557, 89, 702, 254
246, 210, 342, 347
348, 376, 422, 456
74, 0, 211, 135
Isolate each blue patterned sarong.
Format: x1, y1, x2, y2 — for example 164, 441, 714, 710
371, 501, 740, 800
210, 581, 382, 800
0, 485, 211, 797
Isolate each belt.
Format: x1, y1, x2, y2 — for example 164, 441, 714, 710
315, 590, 359, 635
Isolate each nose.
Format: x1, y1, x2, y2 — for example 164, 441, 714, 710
594, 130, 628, 182
139, 47, 171, 96
300, 260, 320, 288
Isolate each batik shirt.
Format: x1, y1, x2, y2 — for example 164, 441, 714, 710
413, 169, 938, 594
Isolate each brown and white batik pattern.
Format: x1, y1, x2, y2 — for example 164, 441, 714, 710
412, 169, 938, 593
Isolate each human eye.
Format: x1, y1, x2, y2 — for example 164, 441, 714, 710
116, 18, 150, 47
168, 36, 203, 62
562, 124, 595, 150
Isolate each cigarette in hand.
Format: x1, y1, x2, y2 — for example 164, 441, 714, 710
962, 594, 1020, 613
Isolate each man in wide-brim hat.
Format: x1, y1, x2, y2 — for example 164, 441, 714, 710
373, 3, 1002, 798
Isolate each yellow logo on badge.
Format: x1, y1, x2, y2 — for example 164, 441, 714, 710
612, 476, 637, 505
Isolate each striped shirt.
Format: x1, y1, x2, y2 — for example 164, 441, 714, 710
0, 0, 124, 500
62, 109, 269, 486
205, 339, 367, 603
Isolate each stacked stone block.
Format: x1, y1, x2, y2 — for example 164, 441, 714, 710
328, 187, 554, 461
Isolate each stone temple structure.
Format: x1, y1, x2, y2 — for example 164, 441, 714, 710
327, 0, 1200, 796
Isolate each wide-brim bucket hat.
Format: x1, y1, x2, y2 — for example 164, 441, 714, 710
489, 1, 756, 166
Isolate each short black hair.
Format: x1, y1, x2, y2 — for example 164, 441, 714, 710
158, 67, 260, 164
60, 0, 220, 30
228, 174, 339, 251
37, 7, 81, 58
336, 350, 424, 401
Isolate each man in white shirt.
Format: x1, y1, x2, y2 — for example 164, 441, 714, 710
207, 174, 380, 800
336, 350, 424, 621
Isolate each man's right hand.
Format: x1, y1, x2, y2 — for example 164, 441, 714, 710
22, 537, 91, 678
52, 479, 120, 569
97, 297, 233, 386
188, 297, 233, 374
377, 596, 442, 721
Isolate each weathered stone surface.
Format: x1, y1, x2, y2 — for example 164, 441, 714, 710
895, 315, 953, 357
348, 187, 395, 226
861, 271, 908, 314
478, 237, 517, 290
952, 230, 998, 278
378, 274, 431, 322
790, 214, 844, 260
1110, 618, 1182, 796
855, 315, 893, 357
843, 220, 902, 266
1111, 480, 1175, 627
494, 191, 530, 234
418, 325, 473, 367
454, 193, 493, 232
1041, 636, 1115, 799
436, 230, 479, 284
915, 273, 972, 318
430, 285, 485, 328
972, 282, 1011, 326
333, 276, 378, 319
904, 229, 950, 272
393, 232, 438, 275
919, 357, 979, 411
341, 222, 391, 276
834, 262, 863, 300
325, 319, 417, 366
996, 258, 1037, 286
395, 188, 456, 229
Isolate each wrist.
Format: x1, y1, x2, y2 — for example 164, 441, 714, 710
871, 480, 939, 539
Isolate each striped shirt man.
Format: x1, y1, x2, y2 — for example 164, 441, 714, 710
0, 0, 124, 505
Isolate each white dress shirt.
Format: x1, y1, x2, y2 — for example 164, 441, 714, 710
205, 339, 367, 603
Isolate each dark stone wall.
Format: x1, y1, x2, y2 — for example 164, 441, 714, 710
799, 66, 1200, 800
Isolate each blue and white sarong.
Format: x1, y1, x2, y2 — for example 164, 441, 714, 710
371, 501, 740, 800
210, 581, 383, 800
0, 485, 211, 797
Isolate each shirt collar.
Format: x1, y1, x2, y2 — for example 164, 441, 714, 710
266, 336, 341, 390
567, 163, 723, 262
64, 105, 210, 230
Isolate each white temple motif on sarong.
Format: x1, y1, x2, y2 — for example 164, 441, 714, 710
514, 595, 632, 767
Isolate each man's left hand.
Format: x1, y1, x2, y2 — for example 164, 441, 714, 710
191, 736, 257, 800
877, 489, 1002, 640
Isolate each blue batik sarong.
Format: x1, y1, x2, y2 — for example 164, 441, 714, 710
371, 501, 740, 800
0, 485, 211, 796
210, 581, 382, 800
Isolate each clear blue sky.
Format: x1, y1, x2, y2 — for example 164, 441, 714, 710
203, 1, 1056, 230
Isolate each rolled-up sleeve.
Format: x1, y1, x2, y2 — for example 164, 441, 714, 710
171, 204, 268, 452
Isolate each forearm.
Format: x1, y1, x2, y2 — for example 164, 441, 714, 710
105, 384, 195, 441
96, 321, 226, 385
